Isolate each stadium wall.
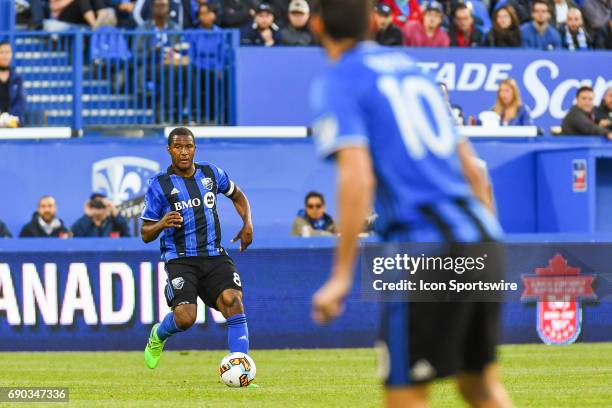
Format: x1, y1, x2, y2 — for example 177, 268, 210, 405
0, 238, 610, 351
236, 47, 612, 130
1, 137, 612, 236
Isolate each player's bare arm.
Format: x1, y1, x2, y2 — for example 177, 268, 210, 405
140, 211, 183, 243
457, 140, 495, 213
229, 185, 254, 252
312, 146, 375, 324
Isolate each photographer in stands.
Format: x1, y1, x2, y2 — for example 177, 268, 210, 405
561, 86, 612, 138
72, 193, 131, 237
291, 191, 337, 237
0, 41, 25, 128
19, 196, 70, 238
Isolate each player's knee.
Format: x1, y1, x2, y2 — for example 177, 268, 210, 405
174, 307, 197, 330
219, 290, 244, 313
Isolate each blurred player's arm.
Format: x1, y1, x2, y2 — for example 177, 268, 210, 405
140, 212, 183, 243
312, 146, 375, 324
457, 140, 495, 213
228, 185, 253, 252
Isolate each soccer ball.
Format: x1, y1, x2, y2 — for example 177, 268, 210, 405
219, 352, 256, 387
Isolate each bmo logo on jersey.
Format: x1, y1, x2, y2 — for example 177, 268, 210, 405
174, 198, 201, 211
173, 193, 215, 211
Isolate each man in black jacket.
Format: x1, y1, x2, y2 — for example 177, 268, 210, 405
374, 3, 403, 46
561, 86, 612, 138
19, 196, 70, 238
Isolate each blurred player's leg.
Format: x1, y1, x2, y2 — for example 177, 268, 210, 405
456, 364, 513, 408
386, 385, 429, 408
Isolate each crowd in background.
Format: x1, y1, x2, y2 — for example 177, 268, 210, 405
13, 0, 612, 49
0, 193, 131, 238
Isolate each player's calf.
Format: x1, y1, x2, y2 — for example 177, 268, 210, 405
456, 364, 513, 408
217, 289, 249, 354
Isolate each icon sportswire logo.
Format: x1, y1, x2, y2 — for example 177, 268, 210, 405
92, 157, 160, 205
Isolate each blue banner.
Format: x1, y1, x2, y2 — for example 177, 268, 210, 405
237, 47, 611, 130
0, 239, 610, 351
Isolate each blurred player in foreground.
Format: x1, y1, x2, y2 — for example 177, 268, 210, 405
309, 1, 511, 407
141, 127, 253, 369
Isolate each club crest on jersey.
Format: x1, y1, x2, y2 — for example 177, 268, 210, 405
521, 254, 596, 345
202, 178, 213, 190
172, 277, 184, 290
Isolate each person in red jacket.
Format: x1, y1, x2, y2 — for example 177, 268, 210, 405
380, 0, 422, 27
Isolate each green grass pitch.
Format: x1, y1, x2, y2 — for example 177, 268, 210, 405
0, 343, 610, 407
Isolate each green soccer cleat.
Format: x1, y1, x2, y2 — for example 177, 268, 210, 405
144, 323, 166, 369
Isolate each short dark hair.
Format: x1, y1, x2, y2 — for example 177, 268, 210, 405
200, 3, 217, 14
453, 3, 470, 16
0, 41, 10, 48
576, 86, 593, 98
305, 191, 325, 206
312, 0, 372, 40
167, 127, 195, 145
531, 0, 549, 12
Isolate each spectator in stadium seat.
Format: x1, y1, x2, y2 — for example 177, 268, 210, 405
595, 87, 612, 131
582, 0, 611, 34
193, 2, 220, 29
374, 3, 403, 46
550, 0, 577, 28
49, 0, 116, 28
484, 5, 522, 47
292, 192, 337, 237
133, 0, 192, 28
449, 3, 484, 47
520, 0, 562, 49
559, 8, 592, 50
561, 86, 612, 137
492, 78, 534, 126
280, 0, 316, 46
0, 219, 11, 238
380, 0, 423, 27
218, 0, 253, 28
241, 3, 281, 46
71, 193, 131, 237
593, 19, 612, 49
19, 196, 70, 238
0, 42, 26, 128
494, 0, 531, 23
403, 1, 450, 47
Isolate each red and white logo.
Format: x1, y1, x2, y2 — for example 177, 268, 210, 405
521, 254, 596, 345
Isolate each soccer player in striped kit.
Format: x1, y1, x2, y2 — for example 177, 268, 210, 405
141, 127, 253, 369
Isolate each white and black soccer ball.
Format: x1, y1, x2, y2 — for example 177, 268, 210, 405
219, 352, 256, 387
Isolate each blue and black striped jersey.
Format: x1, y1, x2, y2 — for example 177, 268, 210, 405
141, 161, 236, 261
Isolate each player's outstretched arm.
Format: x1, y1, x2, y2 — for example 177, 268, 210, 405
457, 140, 495, 213
229, 185, 253, 252
140, 211, 183, 243
312, 146, 375, 324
